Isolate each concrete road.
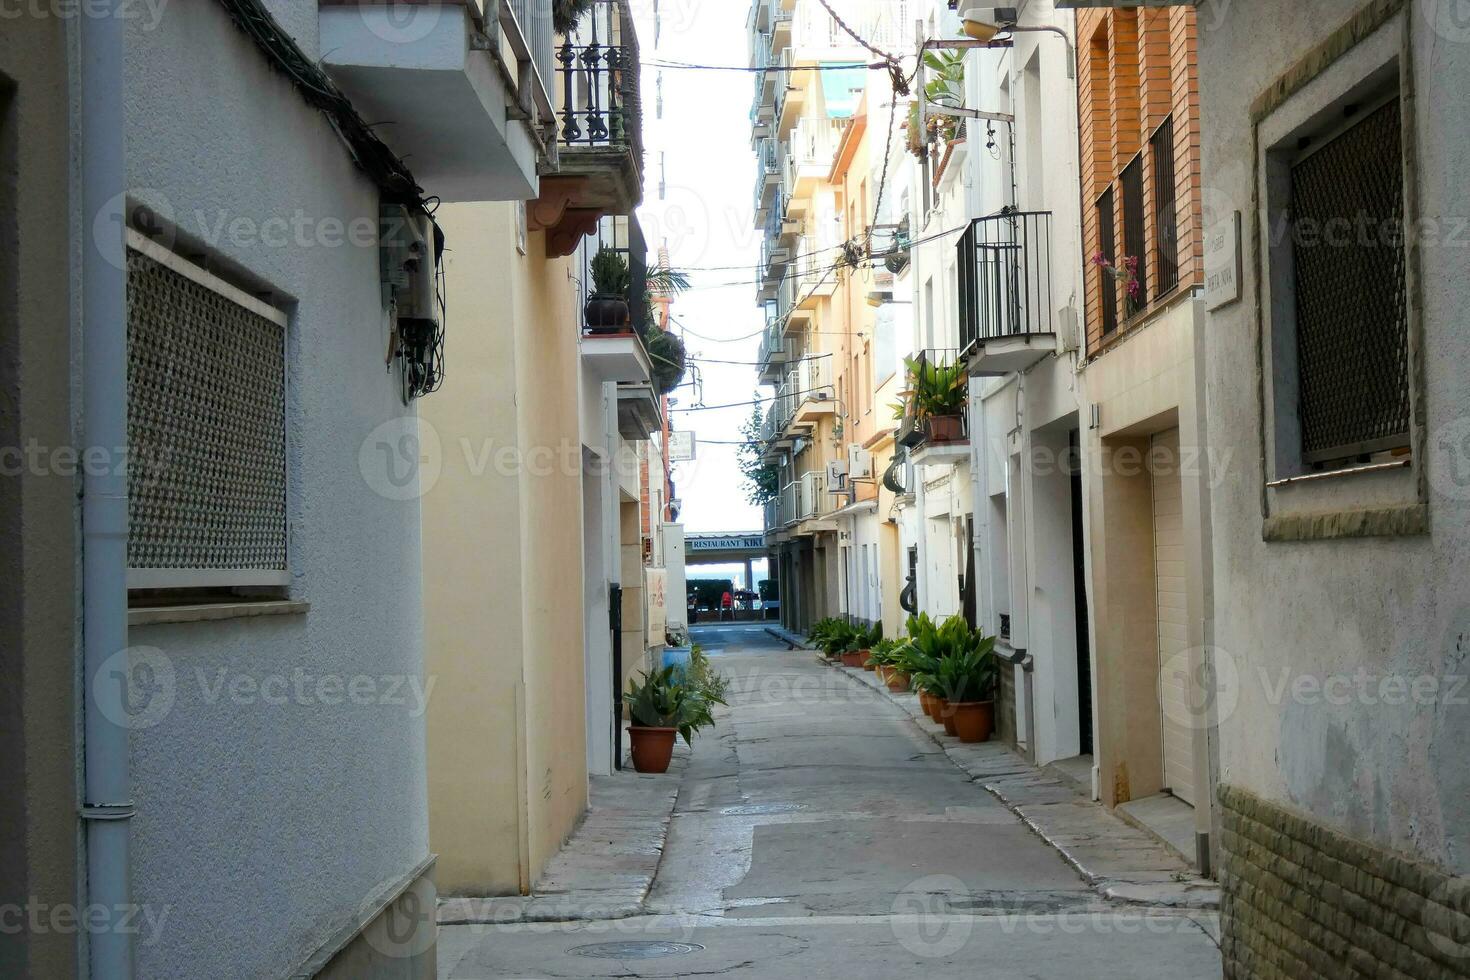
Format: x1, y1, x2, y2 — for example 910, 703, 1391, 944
438, 625, 1223, 978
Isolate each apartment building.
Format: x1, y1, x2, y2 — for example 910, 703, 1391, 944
963, 1, 1092, 774
421, 0, 657, 895
1194, 0, 1470, 973
752, 0, 913, 632
1065, 2, 1217, 868
2, 0, 562, 974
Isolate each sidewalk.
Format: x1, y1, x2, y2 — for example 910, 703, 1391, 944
838, 660, 1220, 910
437, 753, 685, 926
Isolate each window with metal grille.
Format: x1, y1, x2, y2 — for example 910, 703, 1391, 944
125, 234, 289, 590
1289, 97, 1409, 465
1121, 156, 1149, 310
1096, 186, 1118, 335
1151, 115, 1179, 295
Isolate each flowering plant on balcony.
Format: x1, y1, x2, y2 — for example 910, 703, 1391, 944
1093, 252, 1142, 317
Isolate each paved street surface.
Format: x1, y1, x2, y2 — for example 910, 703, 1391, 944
438, 625, 1223, 978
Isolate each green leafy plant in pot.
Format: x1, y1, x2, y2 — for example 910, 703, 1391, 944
586, 247, 632, 333
904, 355, 968, 444
623, 665, 725, 773
909, 615, 997, 743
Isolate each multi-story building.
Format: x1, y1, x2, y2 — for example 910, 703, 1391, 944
3, 1, 560, 975
1195, 0, 1470, 973
1067, 2, 1216, 868
421, 0, 658, 895
751, 0, 913, 632
963, 1, 1093, 780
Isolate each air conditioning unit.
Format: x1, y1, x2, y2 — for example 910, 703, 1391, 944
826, 458, 848, 488
848, 446, 873, 480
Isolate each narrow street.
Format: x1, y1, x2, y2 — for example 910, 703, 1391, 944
437, 625, 1222, 978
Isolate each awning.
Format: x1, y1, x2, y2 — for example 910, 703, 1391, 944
821, 66, 867, 119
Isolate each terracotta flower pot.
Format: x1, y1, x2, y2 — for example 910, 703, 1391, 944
874, 665, 888, 683
939, 701, 959, 736
840, 650, 866, 668
627, 726, 676, 773
950, 701, 995, 744
918, 691, 937, 720
886, 670, 911, 693
925, 415, 966, 443
863, 655, 877, 672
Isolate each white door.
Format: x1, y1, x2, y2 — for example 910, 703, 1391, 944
1150, 428, 1194, 806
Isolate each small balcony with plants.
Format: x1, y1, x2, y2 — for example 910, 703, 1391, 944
894, 349, 970, 468
957, 209, 1059, 376
528, 0, 644, 256
579, 230, 690, 434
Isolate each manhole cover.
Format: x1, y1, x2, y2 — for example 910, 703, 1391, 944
569, 941, 704, 959
719, 803, 806, 816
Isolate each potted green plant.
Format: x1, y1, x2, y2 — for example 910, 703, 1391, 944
553, 0, 596, 35
908, 615, 998, 742
623, 665, 724, 773
586, 247, 632, 333
905, 355, 968, 444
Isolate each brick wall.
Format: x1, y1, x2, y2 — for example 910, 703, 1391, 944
1220, 785, 1470, 980
1076, 6, 1203, 356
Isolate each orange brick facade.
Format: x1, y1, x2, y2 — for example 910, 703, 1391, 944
1077, 5, 1203, 355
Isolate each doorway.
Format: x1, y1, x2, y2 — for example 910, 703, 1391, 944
1069, 430, 1093, 756
1149, 427, 1193, 805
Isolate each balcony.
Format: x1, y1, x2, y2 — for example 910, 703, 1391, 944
789, 117, 847, 195
957, 211, 1058, 376
617, 382, 662, 441
901, 349, 972, 469
529, 1, 645, 256
582, 331, 652, 385
791, 236, 839, 313
789, 355, 835, 426
789, 469, 838, 533
757, 310, 788, 384
753, 138, 782, 227
319, 0, 554, 202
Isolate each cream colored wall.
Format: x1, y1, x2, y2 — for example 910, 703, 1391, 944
618, 498, 647, 694
1079, 296, 1212, 825
512, 224, 590, 881
0, 18, 80, 979
422, 204, 588, 895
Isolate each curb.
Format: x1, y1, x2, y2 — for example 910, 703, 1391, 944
438, 757, 686, 926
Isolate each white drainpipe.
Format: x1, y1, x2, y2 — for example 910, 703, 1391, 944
80, 5, 135, 979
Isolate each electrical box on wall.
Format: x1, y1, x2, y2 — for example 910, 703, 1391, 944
380, 204, 438, 328
826, 459, 848, 488
848, 446, 873, 480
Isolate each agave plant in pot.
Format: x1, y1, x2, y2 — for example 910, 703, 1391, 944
623, 665, 724, 773
912, 617, 998, 743
586, 247, 632, 333
905, 355, 968, 444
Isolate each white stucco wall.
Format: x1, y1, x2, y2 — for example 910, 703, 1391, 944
124, 4, 428, 975
1199, 0, 1470, 872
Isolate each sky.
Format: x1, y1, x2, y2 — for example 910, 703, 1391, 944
635, 0, 768, 536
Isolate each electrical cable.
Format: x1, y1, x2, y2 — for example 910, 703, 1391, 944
670, 385, 836, 413
647, 59, 881, 72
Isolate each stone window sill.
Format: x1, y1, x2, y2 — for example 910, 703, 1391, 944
128, 600, 310, 627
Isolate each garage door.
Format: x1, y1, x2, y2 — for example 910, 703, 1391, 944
1150, 428, 1194, 806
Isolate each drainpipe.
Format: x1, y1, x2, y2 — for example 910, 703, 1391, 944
80, 5, 135, 980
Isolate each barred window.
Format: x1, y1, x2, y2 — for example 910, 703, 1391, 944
1096, 186, 1117, 335
125, 232, 289, 590
1151, 116, 1179, 295
1121, 155, 1149, 310
1289, 96, 1409, 465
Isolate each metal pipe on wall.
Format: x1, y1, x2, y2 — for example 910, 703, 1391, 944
79, 3, 135, 978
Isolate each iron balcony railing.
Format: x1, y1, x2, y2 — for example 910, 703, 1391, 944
790, 117, 846, 173
556, 0, 642, 166
956, 210, 1055, 351
763, 497, 780, 532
